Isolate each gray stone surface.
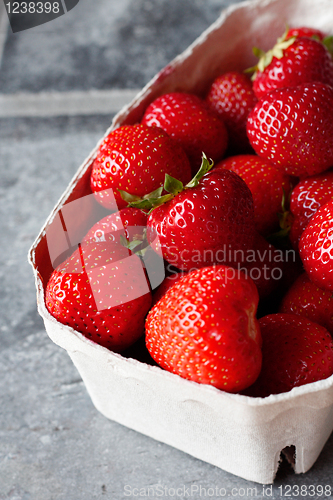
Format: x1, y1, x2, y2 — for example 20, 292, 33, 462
1, 0, 333, 498
0, 115, 111, 350
0, 0, 245, 93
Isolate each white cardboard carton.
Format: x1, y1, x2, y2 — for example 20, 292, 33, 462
29, 0, 333, 484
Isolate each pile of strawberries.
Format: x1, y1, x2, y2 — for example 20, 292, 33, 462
46, 26, 333, 398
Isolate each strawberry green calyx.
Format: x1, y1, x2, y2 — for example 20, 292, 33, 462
120, 235, 144, 252
323, 35, 333, 55
184, 152, 214, 187
246, 29, 296, 80
118, 186, 164, 211
163, 174, 184, 196
119, 153, 214, 212
120, 232, 151, 258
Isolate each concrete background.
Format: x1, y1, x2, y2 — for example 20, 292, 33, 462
1, 0, 333, 498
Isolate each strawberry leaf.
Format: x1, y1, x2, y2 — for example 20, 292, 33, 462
185, 153, 214, 188
244, 64, 257, 75
323, 35, 333, 55
150, 193, 175, 207
120, 230, 152, 259
120, 234, 128, 247
118, 190, 142, 203
127, 239, 145, 251
120, 234, 144, 251
252, 47, 266, 58
118, 186, 165, 210
164, 175, 184, 195
143, 186, 164, 200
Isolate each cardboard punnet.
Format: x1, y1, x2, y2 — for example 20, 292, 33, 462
29, 0, 333, 484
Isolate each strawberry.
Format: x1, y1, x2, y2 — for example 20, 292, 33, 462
84, 207, 148, 245
205, 72, 257, 154
247, 82, 333, 177
245, 313, 333, 397
90, 124, 192, 211
45, 237, 152, 352
84, 207, 167, 294
145, 265, 262, 393
289, 170, 333, 250
251, 32, 333, 99
142, 155, 255, 271
141, 92, 228, 173
286, 27, 326, 41
216, 154, 291, 236
299, 200, 333, 291
280, 272, 333, 335
87, 206, 169, 291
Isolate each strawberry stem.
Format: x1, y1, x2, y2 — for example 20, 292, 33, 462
185, 153, 214, 188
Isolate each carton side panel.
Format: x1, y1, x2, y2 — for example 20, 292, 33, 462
67, 348, 333, 484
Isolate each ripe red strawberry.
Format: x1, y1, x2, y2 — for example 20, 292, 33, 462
84, 207, 148, 244
286, 27, 326, 41
280, 272, 333, 335
245, 313, 333, 397
251, 34, 333, 99
216, 155, 291, 236
289, 170, 333, 250
84, 207, 167, 293
45, 238, 152, 352
205, 72, 257, 154
90, 124, 192, 211
247, 82, 333, 177
145, 265, 262, 393
141, 92, 228, 173
145, 157, 255, 271
299, 200, 333, 291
